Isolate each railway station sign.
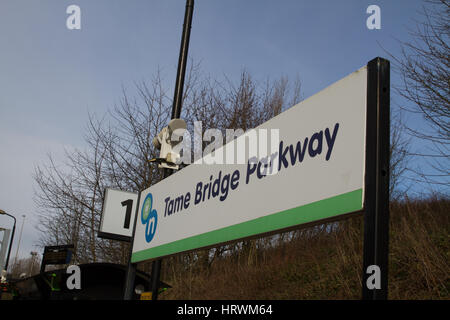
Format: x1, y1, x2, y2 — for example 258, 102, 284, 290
131, 65, 369, 263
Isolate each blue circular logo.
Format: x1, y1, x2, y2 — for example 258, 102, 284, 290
141, 193, 158, 243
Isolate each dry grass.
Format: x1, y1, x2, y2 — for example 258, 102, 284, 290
156, 198, 449, 300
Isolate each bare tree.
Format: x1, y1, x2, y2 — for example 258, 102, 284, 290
390, 109, 412, 200
34, 70, 172, 264
33, 63, 302, 268
393, 0, 449, 189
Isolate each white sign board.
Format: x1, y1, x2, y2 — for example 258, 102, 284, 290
99, 188, 138, 241
132, 66, 368, 263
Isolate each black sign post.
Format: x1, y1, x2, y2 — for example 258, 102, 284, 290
362, 57, 390, 300
123, 192, 140, 300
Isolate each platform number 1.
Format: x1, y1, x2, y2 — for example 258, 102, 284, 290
121, 199, 133, 229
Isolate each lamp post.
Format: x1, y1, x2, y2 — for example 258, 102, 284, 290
13, 215, 26, 269
0, 209, 16, 272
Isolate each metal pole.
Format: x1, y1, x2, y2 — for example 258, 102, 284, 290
362, 57, 390, 300
3, 214, 16, 272
171, 0, 195, 120
150, 259, 162, 300
123, 192, 141, 300
13, 215, 25, 268
123, 0, 195, 300
150, 0, 195, 301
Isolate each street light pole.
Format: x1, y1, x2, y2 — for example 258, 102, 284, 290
13, 215, 26, 269
0, 210, 16, 272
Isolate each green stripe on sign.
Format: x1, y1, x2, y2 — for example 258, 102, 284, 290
131, 188, 363, 263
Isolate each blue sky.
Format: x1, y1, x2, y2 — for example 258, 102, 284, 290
0, 0, 440, 263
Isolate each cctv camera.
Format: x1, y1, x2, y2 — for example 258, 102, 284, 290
168, 119, 187, 134
152, 136, 161, 149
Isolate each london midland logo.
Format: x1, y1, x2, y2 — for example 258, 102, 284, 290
141, 193, 158, 243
